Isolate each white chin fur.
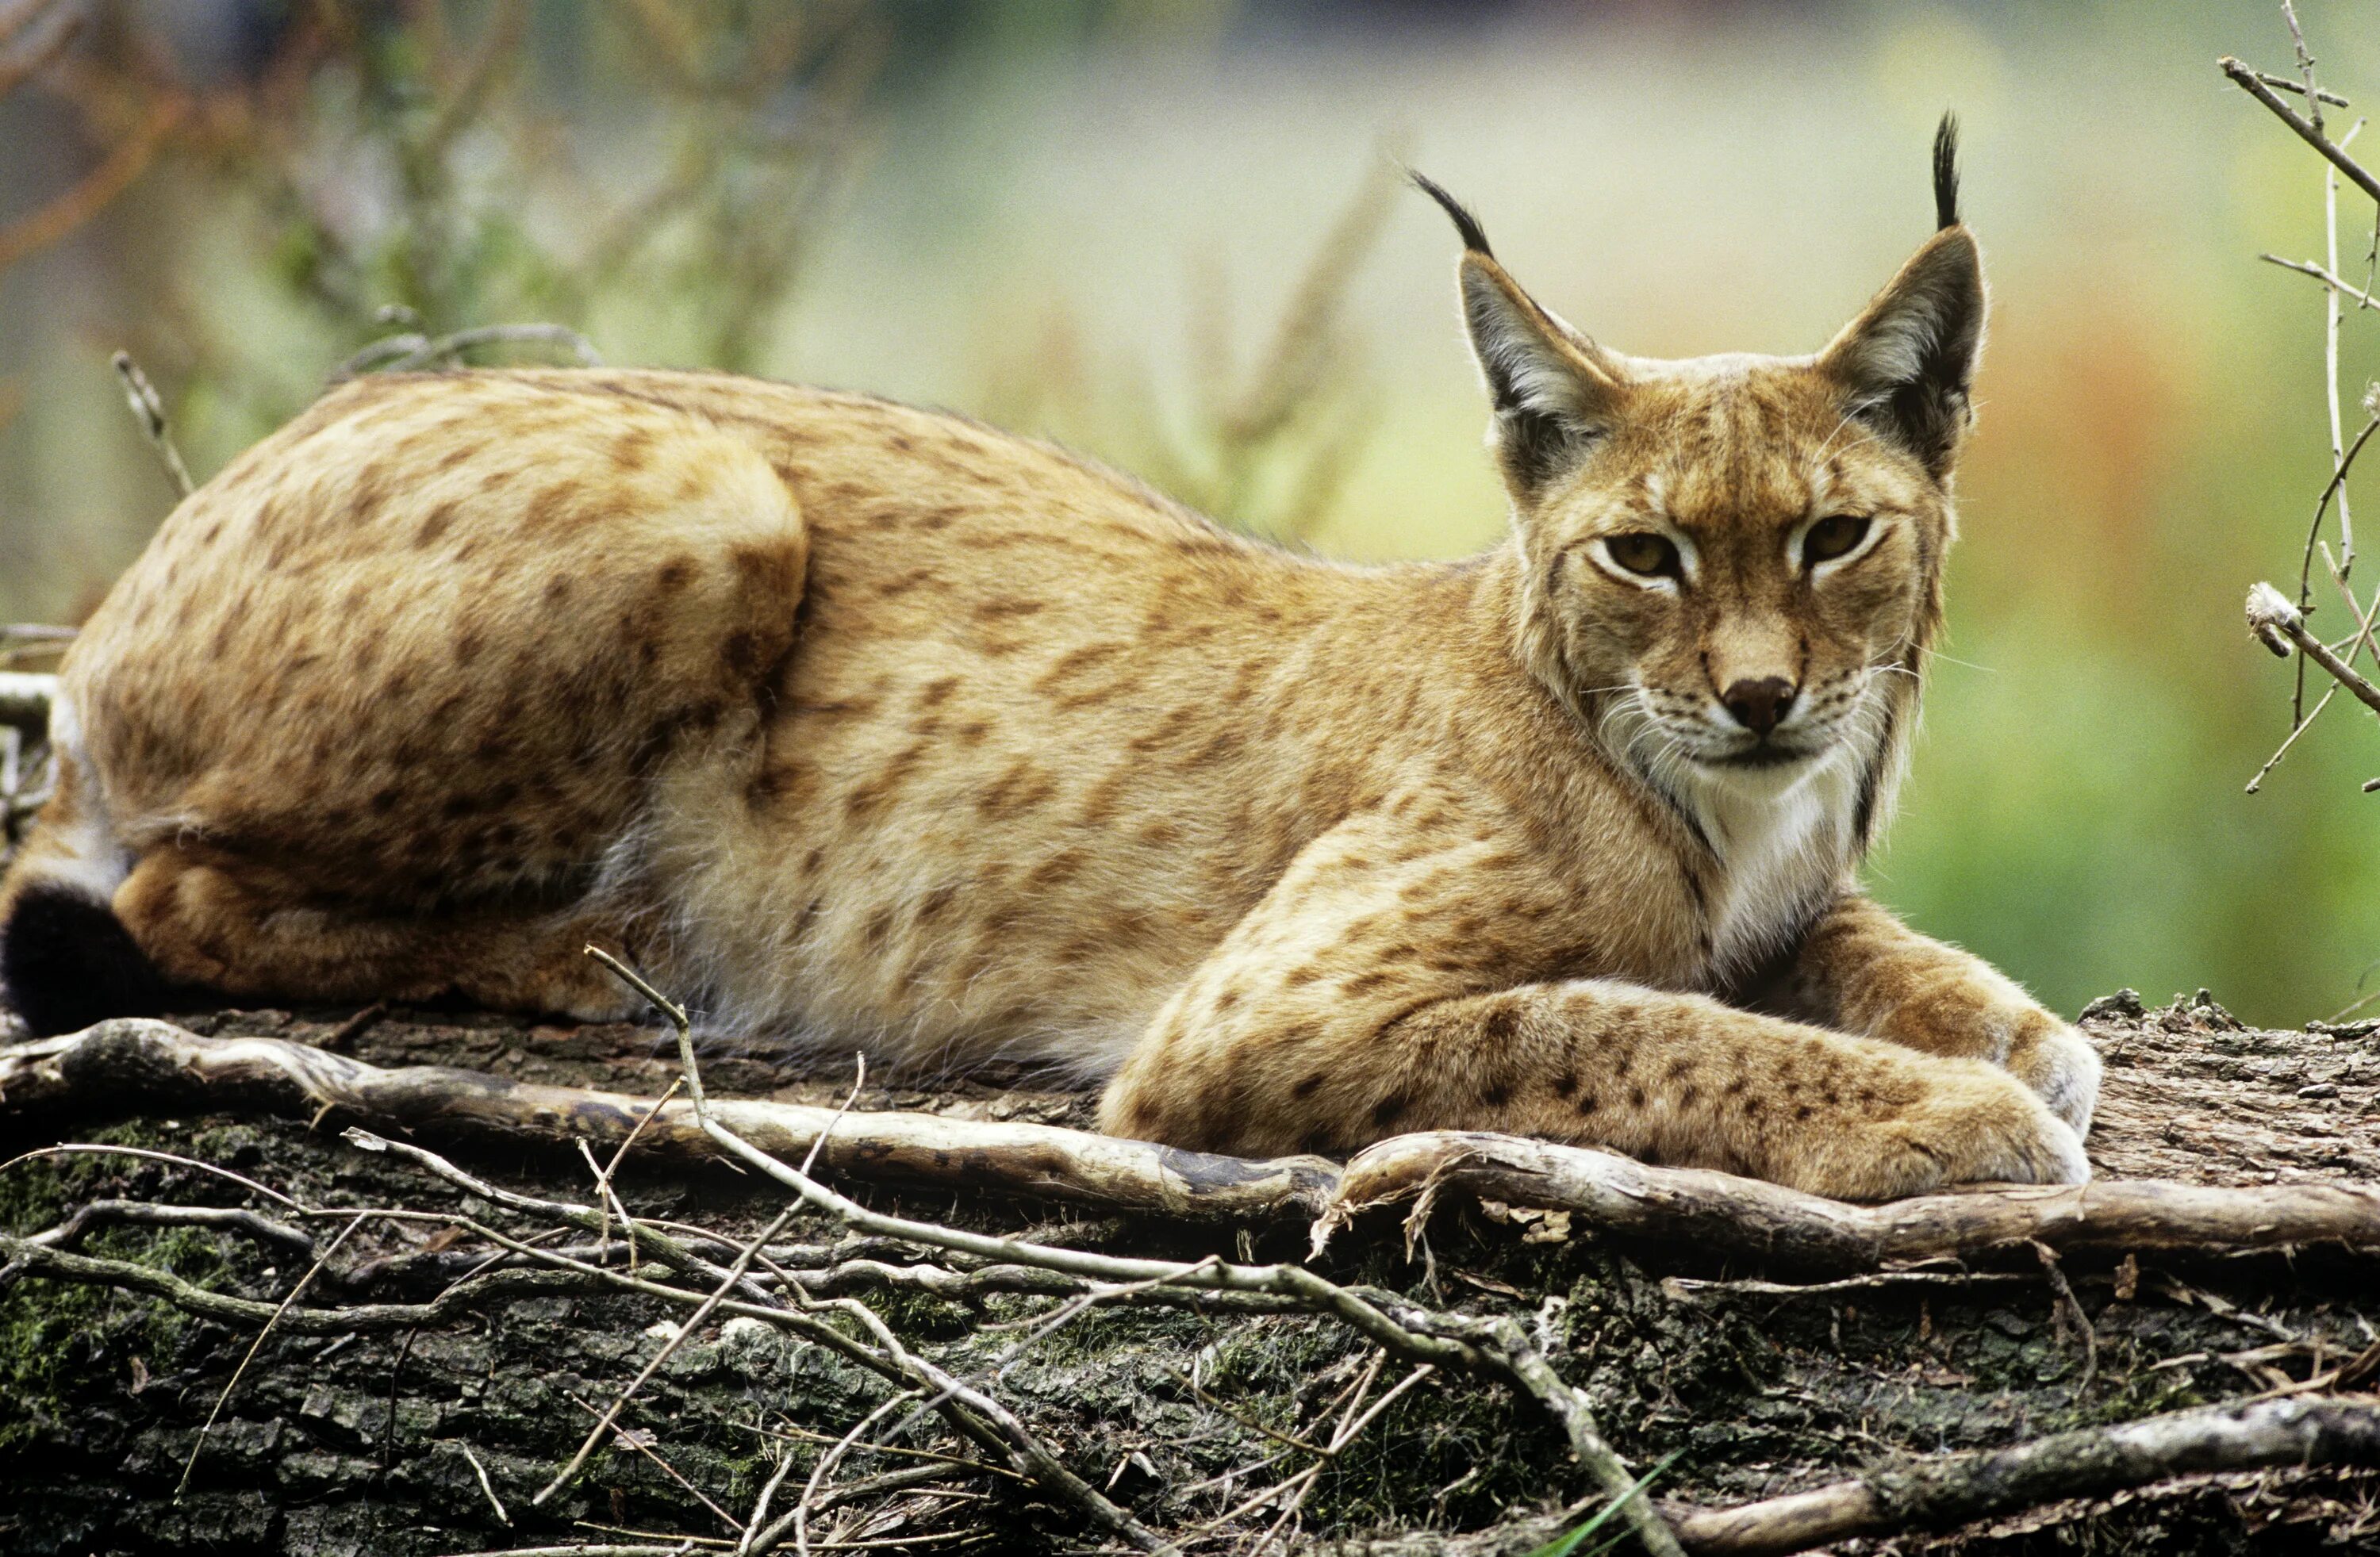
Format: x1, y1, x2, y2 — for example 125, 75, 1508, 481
1599, 693, 1869, 981
1672, 741, 1864, 978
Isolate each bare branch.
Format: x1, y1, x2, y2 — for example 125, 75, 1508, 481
2248, 581, 2380, 717
1664, 1394, 2380, 1557
2222, 56, 2380, 208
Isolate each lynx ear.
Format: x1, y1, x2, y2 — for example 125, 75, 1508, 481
1818, 116, 1985, 477
1412, 171, 1624, 498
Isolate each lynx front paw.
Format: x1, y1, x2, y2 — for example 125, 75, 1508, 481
1866, 986, 2103, 1139
2006, 1017, 2102, 1135
1786, 1062, 2090, 1201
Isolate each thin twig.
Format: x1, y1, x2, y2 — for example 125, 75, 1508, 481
2030, 1241, 2099, 1398
2249, 582, 2380, 717
793, 1389, 920, 1557
0, 1141, 304, 1210
1662, 1269, 2037, 1302
562, 1392, 748, 1537
739, 1440, 804, 1557
2297, 416, 2380, 610
2263, 252, 2380, 308
536, 1207, 797, 1507
2248, 681, 2340, 792
2320, 120, 2365, 573
178, 1212, 367, 1493
459, 1440, 512, 1526
2255, 68, 2350, 108
110, 351, 194, 499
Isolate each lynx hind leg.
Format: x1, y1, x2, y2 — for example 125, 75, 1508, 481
110, 842, 652, 1022
79, 385, 812, 918
57, 395, 809, 1022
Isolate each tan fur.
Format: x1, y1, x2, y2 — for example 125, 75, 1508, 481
1, 190, 2101, 1199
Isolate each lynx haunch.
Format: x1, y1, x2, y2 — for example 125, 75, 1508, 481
1, 121, 2098, 1200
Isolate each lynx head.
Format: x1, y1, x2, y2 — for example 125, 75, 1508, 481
1421, 119, 1982, 833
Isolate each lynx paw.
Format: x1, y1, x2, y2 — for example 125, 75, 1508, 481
2006, 1018, 2102, 1135
1789, 1063, 2090, 1201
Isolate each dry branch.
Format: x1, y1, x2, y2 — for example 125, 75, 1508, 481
1662, 1394, 2380, 1556
2248, 580, 2380, 716
1332, 1398, 2380, 1557
2222, 55, 2380, 207
1318, 1129, 2380, 1271
0, 1019, 1339, 1222
6, 1021, 2380, 1282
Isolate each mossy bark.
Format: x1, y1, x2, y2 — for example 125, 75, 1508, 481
1, 996, 2374, 1555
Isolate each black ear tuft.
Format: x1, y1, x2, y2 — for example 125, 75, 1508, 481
1932, 113, 1961, 230
1409, 169, 1493, 258
1, 880, 176, 1036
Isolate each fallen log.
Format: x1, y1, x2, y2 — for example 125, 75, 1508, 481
6, 1019, 2379, 1272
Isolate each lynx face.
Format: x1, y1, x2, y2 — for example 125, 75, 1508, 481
1535, 367, 1943, 777
1415, 157, 1981, 804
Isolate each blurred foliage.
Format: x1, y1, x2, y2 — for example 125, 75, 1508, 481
4, 0, 882, 452
9, 2, 2380, 1025
981, 145, 1399, 541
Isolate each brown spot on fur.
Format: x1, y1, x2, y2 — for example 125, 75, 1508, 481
976, 759, 1057, 819
846, 742, 927, 822
415, 503, 459, 549
1026, 849, 1086, 890
524, 481, 582, 533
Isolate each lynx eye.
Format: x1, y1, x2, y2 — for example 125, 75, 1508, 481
1802, 514, 1871, 567
1603, 531, 1682, 580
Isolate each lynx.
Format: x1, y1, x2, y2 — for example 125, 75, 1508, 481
1, 121, 2098, 1199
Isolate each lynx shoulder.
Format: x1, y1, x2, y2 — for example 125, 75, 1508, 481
2, 121, 2099, 1198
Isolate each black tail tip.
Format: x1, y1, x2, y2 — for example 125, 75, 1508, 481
1, 880, 175, 1037
1409, 168, 1493, 259
1933, 112, 1962, 229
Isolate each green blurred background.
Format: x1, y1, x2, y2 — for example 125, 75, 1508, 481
2, 1, 2377, 1027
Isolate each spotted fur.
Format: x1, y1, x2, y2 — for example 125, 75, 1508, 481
0, 132, 2097, 1199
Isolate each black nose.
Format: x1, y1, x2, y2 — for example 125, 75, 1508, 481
1721, 677, 1796, 737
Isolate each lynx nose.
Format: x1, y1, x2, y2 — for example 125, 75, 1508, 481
1721, 677, 1796, 736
